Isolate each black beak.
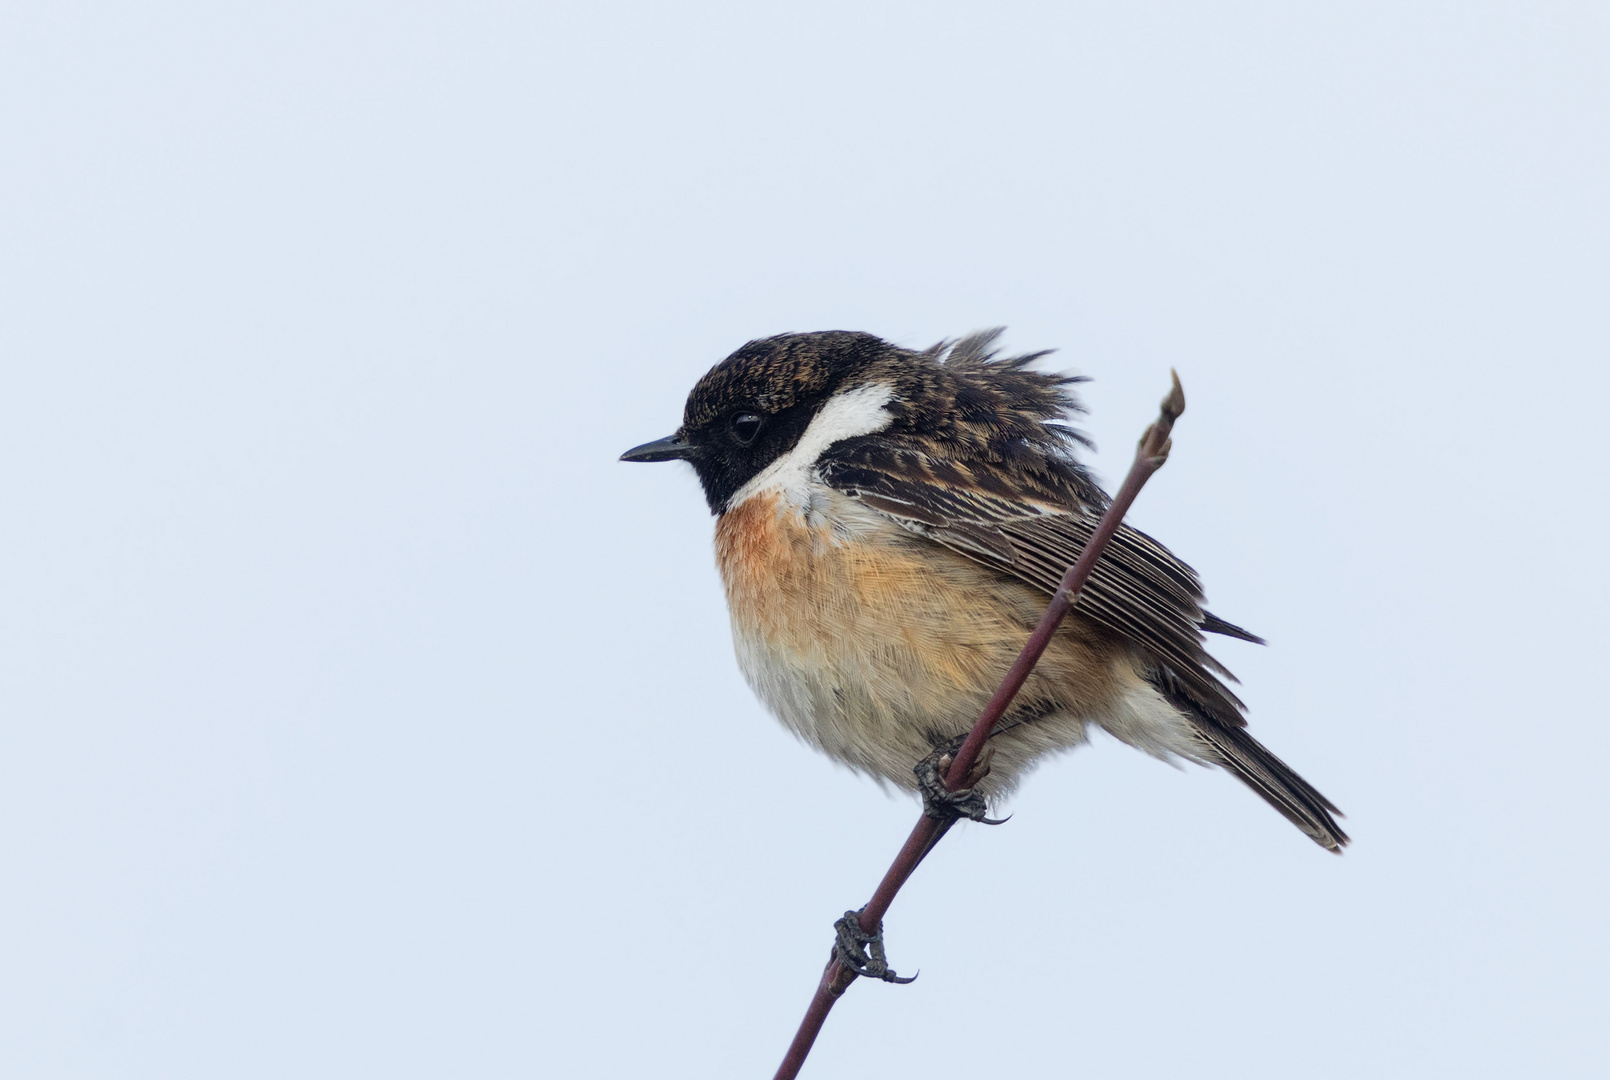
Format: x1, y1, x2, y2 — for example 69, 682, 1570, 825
619, 433, 693, 463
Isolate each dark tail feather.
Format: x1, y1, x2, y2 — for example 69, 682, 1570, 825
1193, 723, 1349, 853
1200, 611, 1265, 645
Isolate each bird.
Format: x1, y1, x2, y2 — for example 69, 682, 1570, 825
621, 329, 1346, 852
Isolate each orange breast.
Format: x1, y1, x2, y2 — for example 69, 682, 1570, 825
715, 492, 981, 674
716, 491, 1119, 716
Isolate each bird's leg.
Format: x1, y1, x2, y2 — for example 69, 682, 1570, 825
832, 909, 916, 985
914, 736, 1007, 824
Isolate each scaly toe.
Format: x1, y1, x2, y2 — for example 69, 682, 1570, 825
914, 745, 1007, 824
832, 910, 917, 985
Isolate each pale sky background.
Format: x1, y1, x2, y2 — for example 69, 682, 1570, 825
2, 3, 1607, 1077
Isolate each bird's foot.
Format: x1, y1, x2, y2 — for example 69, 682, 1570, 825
833, 910, 916, 985
914, 740, 1008, 824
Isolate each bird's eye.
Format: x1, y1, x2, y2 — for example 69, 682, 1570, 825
729, 412, 764, 446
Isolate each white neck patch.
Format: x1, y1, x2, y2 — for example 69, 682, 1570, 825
726, 381, 896, 510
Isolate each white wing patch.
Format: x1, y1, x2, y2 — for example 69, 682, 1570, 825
726, 381, 897, 511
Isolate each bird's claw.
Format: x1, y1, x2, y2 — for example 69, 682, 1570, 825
914, 743, 1009, 825
833, 910, 916, 985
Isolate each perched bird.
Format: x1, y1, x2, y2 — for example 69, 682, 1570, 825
622, 330, 1346, 852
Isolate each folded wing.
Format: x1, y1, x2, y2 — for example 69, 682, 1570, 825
821, 440, 1348, 850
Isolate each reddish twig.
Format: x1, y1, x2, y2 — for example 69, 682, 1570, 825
772, 371, 1187, 1080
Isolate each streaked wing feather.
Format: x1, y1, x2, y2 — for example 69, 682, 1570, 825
823, 451, 1248, 729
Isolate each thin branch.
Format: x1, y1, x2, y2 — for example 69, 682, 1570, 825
772, 371, 1187, 1080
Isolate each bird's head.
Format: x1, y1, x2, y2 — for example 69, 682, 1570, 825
621, 329, 1091, 514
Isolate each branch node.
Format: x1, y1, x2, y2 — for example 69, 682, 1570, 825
1138, 371, 1186, 462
